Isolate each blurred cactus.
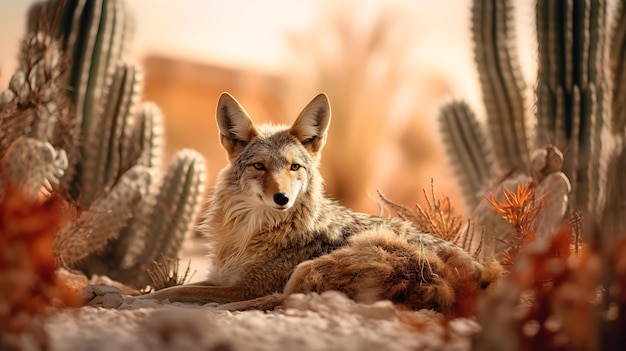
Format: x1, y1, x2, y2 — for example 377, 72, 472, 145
438, 0, 626, 256
0, 137, 68, 199
0, 29, 74, 198
0, 0, 207, 288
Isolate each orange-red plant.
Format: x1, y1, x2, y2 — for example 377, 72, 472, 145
486, 181, 547, 265
0, 184, 81, 339
378, 181, 464, 243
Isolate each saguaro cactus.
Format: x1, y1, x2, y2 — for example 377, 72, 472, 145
447, 2, 626, 347
0, 0, 208, 288
438, 0, 626, 254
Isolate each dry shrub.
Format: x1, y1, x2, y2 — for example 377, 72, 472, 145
378, 181, 464, 243
145, 254, 194, 293
378, 180, 491, 262
0, 184, 81, 348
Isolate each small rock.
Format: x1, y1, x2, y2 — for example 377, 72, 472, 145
82, 284, 123, 308
102, 293, 124, 308
88, 295, 105, 307
81, 285, 96, 302
91, 284, 123, 296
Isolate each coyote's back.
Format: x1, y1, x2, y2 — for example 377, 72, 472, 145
140, 92, 501, 312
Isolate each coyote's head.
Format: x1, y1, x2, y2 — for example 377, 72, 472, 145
215, 93, 330, 212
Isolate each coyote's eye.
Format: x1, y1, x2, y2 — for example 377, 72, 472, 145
290, 163, 301, 171
252, 162, 266, 170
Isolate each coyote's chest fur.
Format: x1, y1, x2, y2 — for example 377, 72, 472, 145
203, 171, 346, 285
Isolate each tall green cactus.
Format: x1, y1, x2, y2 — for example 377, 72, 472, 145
0, 0, 208, 288
602, 1, 626, 239
438, 0, 626, 249
535, 0, 611, 215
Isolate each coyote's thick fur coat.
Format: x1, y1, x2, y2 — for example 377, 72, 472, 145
140, 93, 501, 312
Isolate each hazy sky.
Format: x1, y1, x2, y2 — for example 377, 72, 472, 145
0, 0, 537, 112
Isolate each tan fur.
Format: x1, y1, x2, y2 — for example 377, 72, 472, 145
138, 92, 502, 312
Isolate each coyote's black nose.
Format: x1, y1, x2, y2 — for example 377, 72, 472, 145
273, 192, 289, 206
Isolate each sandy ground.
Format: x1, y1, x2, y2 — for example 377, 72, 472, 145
7, 237, 481, 351
41, 291, 479, 351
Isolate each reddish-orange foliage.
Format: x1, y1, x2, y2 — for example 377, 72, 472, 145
486, 181, 544, 238
509, 225, 599, 351
0, 185, 81, 335
487, 181, 547, 265
613, 240, 626, 344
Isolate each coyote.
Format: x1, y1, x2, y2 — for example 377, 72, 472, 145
139, 93, 501, 312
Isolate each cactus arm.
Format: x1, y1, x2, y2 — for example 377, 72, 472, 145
102, 64, 138, 187
78, 64, 141, 206
138, 150, 206, 264
472, 0, 530, 171
131, 102, 163, 171
98, 150, 206, 288
54, 164, 145, 268
102, 103, 165, 272
438, 101, 497, 209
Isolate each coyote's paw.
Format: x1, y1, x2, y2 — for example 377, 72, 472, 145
83, 284, 125, 308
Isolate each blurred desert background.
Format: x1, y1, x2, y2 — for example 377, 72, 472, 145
0, 0, 536, 216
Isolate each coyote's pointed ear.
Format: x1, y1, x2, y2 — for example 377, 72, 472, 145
216, 92, 258, 160
289, 93, 331, 156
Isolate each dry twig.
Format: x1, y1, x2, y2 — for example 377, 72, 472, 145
144, 254, 193, 293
